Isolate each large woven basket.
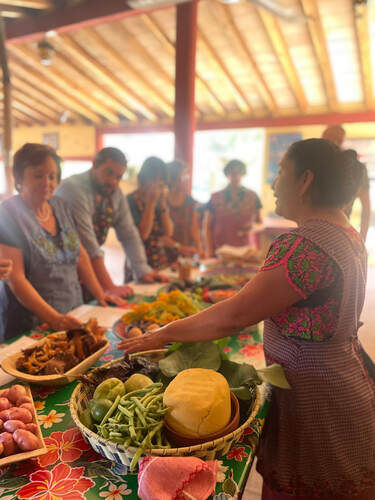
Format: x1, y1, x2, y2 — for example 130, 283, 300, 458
70, 350, 261, 470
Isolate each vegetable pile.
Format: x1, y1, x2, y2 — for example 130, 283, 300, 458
80, 375, 170, 471
0, 384, 42, 457
121, 290, 206, 326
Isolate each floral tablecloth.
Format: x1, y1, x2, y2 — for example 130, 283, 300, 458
0, 326, 267, 500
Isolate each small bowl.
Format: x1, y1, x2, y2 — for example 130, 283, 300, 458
164, 391, 240, 447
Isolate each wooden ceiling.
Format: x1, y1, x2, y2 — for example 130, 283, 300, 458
2, 0, 375, 128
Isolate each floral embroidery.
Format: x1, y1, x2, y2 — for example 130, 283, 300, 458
17, 463, 94, 500
261, 234, 342, 342
38, 409, 65, 429
38, 428, 90, 467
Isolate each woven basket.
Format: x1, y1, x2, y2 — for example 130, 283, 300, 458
70, 350, 261, 470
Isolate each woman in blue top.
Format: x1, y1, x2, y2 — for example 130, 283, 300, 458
0, 143, 119, 341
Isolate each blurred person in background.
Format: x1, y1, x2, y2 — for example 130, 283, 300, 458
56, 147, 164, 298
127, 157, 174, 281
205, 159, 262, 256
166, 160, 203, 258
322, 125, 371, 241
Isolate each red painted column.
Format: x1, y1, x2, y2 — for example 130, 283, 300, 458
174, 0, 198, 191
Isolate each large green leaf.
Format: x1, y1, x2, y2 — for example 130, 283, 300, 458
159, 342, 222, 378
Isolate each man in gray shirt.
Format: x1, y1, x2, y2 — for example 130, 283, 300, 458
56, 148, 164, 299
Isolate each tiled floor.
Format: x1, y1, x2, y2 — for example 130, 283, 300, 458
104, 245, 375, 500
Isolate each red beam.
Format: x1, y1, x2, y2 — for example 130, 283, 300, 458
196, 110, 375, 130
174, 0, 198, 189
96, 110, 375, 138
5, 0, 169, 44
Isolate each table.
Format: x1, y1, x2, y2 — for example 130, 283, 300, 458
0, 311, 268, 499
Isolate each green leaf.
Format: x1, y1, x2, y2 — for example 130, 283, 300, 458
159, 342, 222, 378
219, 360, 261, 400
219, 360, 261, 388
0, 474, 28, 490
257, 364, 291, 389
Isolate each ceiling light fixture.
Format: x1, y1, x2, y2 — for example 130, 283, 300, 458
37, 40, 54, 66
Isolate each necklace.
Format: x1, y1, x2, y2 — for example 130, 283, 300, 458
36, 204, 50, 223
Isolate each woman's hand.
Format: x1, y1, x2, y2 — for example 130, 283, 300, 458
49, 313, 82, 332
97, 293, 126, 307
141, 271, 169, 284
118, 328, 168, 353
0, 259, 12, 280
104, 285, 134, 299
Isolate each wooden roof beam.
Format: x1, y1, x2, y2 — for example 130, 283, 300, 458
198, 28, 252, 114
257, 7, 308, 112
219, 3, 278, 114
0, 0, 51, 8
5, 0, 169, 44
52, 35, 158, 121
116, 22, 175, 90
46, 48, 137, 122
299, 0, 338, 111
9, 45, 121, 124
0, 6, 24, 18
353, 3, 374, 109
12, 74, 78, 118
9, 57, 102, 123
141, 14, 227, 116
82, 29, 174, 117
12, 87, 60, 121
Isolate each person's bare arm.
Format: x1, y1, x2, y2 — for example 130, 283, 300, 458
358, 188, 371, 242
0, 243, 82, 331
204, 211, 214, 257
118, 265, 301, 352
191, 211, 203, 255
159, 191, 174, 238
91, 257, 133, 299
77, 246, 125, 306
138, 199, 157, 241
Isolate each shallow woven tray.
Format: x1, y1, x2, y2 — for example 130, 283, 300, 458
70, 350, 261, 469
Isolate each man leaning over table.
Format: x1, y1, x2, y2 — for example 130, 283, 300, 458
55, 147, 166, 300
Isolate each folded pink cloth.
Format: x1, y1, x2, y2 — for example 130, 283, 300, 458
137, 456, 218, 500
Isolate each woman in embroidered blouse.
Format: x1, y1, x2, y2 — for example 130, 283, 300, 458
120, 139, 375, 500
166, 160, 203, 257
0, 143, 120, 341
127, 157, 175, 279
205, 159, 263, 256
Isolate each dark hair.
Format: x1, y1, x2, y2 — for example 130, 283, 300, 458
286, 139, 363, 207
224, 159, 246, 177
93, 147, 127, 168
13, 143, 61, 191
167, 159, 187, 187
138, 156, 168, 187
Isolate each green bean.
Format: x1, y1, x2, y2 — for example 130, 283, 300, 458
135, 406, 147, 427
130, 446, 145, 471
101, 394, 121, 425
131, 397, 146, 413
109, 432, 123, 438
128, 416, 136, 440
117, 405, 132, 419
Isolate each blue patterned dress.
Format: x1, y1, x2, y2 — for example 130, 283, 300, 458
0, 195, 83, 340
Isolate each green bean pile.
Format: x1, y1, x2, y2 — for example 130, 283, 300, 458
96, 382, 170, 471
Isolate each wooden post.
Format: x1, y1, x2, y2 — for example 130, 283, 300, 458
174, 0, 198, 191
0, 16, 13, 198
